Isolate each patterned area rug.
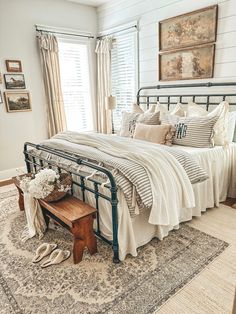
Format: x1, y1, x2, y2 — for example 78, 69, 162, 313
0, 185, 228, 314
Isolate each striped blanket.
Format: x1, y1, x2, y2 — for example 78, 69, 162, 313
35, 132, 208, 224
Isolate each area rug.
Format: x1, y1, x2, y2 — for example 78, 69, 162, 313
0, 184, 228, 314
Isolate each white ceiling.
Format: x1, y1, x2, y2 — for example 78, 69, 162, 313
67, 0, 112, 7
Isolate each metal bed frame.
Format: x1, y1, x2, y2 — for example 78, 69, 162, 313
137, 81, 236, 110
24, 81, 236, 263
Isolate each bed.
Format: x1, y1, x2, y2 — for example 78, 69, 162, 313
24, 81, 236, 262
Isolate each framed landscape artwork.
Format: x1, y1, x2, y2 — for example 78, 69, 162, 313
6, 60, 22, 72
159, 5, 218, 51
4, 74, 26, 89
159, 44, 215, 81
4, 91, 31, 112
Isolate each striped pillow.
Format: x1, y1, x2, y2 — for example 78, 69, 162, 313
120, 111, 160, 137
161, 115, 218, 148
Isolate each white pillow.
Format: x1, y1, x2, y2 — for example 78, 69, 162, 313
188, 101, 207, 117
155, 102, 168, 119
156, 102, 186, 118
170, 103, 186, 117
187, 101, 229, 146
132, 103, 156, 114
227, 111, 236, 142
208, 101, 229, 146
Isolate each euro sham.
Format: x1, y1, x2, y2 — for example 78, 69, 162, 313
162, 115, 218, 148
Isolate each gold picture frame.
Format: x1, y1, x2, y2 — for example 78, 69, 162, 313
6, 60, 22, 73
159, 5, 218, 52
4, 91, 31, 112
159, 44, 215, 81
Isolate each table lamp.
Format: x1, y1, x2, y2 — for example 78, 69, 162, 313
105, 95, 116, 134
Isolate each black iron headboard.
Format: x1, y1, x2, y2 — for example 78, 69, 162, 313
137, 82, 236, 111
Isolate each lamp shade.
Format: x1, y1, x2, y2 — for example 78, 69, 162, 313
105, 95, 116, 110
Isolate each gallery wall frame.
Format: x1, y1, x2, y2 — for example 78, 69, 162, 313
4, 91, 31, 112
159, 5, 218, 52
4, 74, 26, 89
6, 60, 22, 73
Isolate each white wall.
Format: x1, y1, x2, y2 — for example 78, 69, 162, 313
0, 0, 97, 179
97, 0, 236, 87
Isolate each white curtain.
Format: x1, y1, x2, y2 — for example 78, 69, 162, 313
38, 34, 67, 138
95, 37, 113, 134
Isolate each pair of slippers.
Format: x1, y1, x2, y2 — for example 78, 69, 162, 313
32, 243, 70, 268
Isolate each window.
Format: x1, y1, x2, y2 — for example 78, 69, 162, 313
111, 29, 138, 131
58, 39, 94, 132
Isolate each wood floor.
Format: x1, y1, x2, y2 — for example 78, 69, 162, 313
157, 204, 236, 314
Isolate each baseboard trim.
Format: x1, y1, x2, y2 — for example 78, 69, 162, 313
0, 167, 26, 181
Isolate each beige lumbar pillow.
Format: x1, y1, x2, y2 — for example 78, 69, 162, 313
133, 123, 175, 146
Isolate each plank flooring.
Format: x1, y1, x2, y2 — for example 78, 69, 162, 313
157, 204, 236, 314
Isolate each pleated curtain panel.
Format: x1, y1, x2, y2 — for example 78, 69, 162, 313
38, 34, 67, 138
95, 37, 113, 134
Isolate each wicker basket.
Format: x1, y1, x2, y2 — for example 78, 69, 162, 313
43, 173, 72, 203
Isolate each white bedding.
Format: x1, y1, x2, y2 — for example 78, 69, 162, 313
83, 143, 236, 260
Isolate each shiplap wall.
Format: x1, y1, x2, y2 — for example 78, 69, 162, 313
97, 0, 236, 91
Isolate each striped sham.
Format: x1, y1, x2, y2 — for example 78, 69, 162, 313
120, 111, 160, 137
161, 115, 218, 148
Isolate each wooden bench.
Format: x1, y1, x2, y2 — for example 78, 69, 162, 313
12, 176, 97, 264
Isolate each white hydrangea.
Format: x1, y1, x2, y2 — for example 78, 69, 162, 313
19, 169, 71, 199
28, 169, 59, 199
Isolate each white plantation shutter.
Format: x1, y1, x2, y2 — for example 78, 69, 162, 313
111, 30, 138, 131
58, 39, 93, 132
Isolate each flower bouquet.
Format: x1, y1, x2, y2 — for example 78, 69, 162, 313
18, 169, 72, 242
19, 169, 72, 202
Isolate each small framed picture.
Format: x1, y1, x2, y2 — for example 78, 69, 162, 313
6, 60, 22, 72
4, 91, 31, 112
0, 91, 3, 103
4, 74, 26, 89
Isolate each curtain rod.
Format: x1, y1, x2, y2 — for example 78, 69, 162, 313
97, 25, 137, 39
35, 26, 94, 39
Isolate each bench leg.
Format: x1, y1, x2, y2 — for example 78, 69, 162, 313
71, 215, 97, 264
16, 187, 24, 211
42, 212, 50, 230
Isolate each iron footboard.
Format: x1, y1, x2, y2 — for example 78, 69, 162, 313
23, 142, 120, 263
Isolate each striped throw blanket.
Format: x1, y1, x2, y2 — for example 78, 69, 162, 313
35, 132, 208, 224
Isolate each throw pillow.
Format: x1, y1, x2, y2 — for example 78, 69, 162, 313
120, 111, 160, 137
162, 115, 218, 148
133, 123, 175, 145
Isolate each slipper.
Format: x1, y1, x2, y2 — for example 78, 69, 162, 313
32, 243, 58, 263
41, 249, 71, 268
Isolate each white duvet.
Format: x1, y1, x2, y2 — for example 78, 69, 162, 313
45, 131, 196, 227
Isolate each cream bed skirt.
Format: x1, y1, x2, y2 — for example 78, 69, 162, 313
76, 143, 236, 261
